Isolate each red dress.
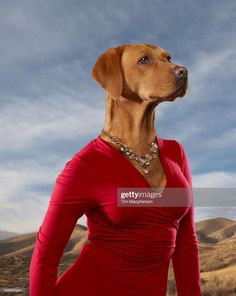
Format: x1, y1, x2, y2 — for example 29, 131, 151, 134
29, 135, 202, 296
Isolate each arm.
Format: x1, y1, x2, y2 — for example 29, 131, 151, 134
29, 156, 96, 296
171, 141, 202, 296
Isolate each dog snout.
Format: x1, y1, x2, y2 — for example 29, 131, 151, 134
174, 66, 188, 79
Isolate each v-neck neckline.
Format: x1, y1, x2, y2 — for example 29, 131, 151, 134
95, 134, 170, 192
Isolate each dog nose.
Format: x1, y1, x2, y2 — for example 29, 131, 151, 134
174, 66, 188, 79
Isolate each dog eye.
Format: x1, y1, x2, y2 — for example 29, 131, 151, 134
167, 56, 172, 63
138, 56, 151, 64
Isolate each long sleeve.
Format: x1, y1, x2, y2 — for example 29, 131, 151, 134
171, 142, 202, 296
29, 155, 97, 296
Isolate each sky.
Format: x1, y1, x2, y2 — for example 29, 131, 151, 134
0, 0, 236, 234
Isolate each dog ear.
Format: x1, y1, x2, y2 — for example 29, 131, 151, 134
91, 46, 124, 100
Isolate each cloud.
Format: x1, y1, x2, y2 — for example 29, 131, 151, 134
193, 171, 236, 188
195, 207, 236, 223
0, 94, 104, 153
0, 158, 90, 233
0, 0, 236, 233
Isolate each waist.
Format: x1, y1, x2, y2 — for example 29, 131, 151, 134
90, 237, 175, 269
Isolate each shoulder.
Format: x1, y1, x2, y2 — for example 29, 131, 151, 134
72, 137, 109, 162
159, 137, 187, 167
159, 137, 192, 186
57, 138, 104, 180
159, 136, 183, 154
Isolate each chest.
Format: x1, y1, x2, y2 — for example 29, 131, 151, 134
87, 154, 189, 227
129, 156, 167, 190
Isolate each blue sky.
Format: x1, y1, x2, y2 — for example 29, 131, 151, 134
0, 0, 236, 233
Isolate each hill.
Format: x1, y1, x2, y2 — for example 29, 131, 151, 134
1, 218, 236, 295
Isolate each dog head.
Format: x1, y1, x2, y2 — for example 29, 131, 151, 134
91, 43, 188, 102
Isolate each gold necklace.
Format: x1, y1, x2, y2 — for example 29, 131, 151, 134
101, 129, 158, 174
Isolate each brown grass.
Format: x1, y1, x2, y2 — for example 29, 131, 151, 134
0, 218, 236, 295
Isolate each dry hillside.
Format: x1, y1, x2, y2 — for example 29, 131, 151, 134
0, 218, 236, 296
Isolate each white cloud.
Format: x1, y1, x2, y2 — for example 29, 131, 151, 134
157, 45, 236, 156
0, 0, 236, 233
0, 162, 62, 207
203, 127, 236, 150
193, 171, 236, 188
195, 207, 236, 223
186, 46, 236, 106
0, 93, 104, 152
0, 161, 89, 233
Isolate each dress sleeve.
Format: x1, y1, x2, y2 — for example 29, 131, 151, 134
171, 141, 202, 296
29, 155, 96, 296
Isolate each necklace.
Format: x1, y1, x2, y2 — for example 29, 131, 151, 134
100, 128, 158, 174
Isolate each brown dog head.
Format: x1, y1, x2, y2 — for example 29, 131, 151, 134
91, 43, 188, 102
